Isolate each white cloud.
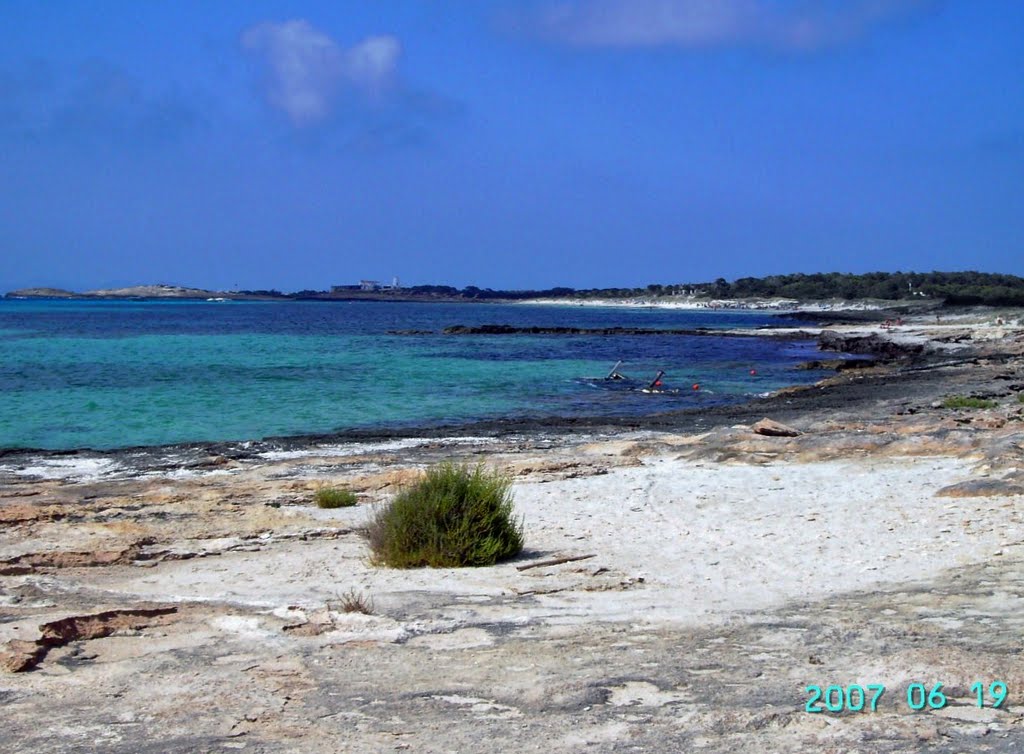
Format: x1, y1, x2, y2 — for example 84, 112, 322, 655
345, 36, 402, 93
242, 20, 402, 127
530, 0, 939, 52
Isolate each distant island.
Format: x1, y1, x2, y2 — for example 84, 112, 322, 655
7, 271, 1024, 307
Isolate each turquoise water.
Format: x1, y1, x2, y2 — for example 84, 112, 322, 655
0, 299, 827, 450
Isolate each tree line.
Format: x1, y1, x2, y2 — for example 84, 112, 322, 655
700, 271, 1024, 306
397, 272, 1024, 306
240, 271, 1024, 306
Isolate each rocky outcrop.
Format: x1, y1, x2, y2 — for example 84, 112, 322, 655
6, 284, 229, 299
935, 479, 1024, 498
0, 641, 47, 672
1, 607, 179, 673
84, 284, 220, 298
0, 540, 153, 573
751, 418, 802, 437
818, 331, 925, 361
4, 288, 77, 299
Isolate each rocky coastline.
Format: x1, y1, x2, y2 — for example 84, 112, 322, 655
1, 312, 1023, 752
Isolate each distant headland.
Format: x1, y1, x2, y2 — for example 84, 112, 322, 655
6, 271, 1024, 308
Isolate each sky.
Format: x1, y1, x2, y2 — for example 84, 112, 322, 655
1, 0, 1022, 292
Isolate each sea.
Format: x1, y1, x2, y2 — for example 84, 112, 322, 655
0, 299, 830, 451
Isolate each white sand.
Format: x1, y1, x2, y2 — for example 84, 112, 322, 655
83, 450, 1023, 636
517, 297, 887, 312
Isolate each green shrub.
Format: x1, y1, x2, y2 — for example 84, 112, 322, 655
315, 486, 358, 509
942, 396, 997, 410
366, 462, 523, 568
1018, 393, 1024, 404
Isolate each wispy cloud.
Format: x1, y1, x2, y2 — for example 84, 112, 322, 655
523, 0, 941, 52
345, 35, 402, 94
241, 19, 402, 127
0, 59, 200, 145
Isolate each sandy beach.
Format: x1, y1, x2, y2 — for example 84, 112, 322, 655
2, 311, 1024, 752
516, 295, 892, 312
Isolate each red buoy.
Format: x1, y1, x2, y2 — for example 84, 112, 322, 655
749, 369, 757, 376
692, 383, 700, 391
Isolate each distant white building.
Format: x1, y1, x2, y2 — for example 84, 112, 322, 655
356, 277, 401, 292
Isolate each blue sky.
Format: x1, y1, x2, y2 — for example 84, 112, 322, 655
1, 1, 1021, 291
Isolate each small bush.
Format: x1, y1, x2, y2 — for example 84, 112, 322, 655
335, 589, 374, 615
315, 486, 358, 509
366, 462, 523, 568
1018, 393, 1024, 404
942, 396, 997, 410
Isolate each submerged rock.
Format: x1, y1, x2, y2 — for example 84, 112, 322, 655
795, 358, 877, 371
441, 324, 710, 336
439, 324, 805, 337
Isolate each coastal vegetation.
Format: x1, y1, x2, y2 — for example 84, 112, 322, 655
366, 462, 523, 568
689, 271, 1024, 306
10, 271, 1024, 307
942, 396, 998, 410
314, 487, 358, 509
259, 271, 1024, 306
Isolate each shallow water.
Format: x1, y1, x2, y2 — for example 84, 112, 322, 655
0, 299, 826, 450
